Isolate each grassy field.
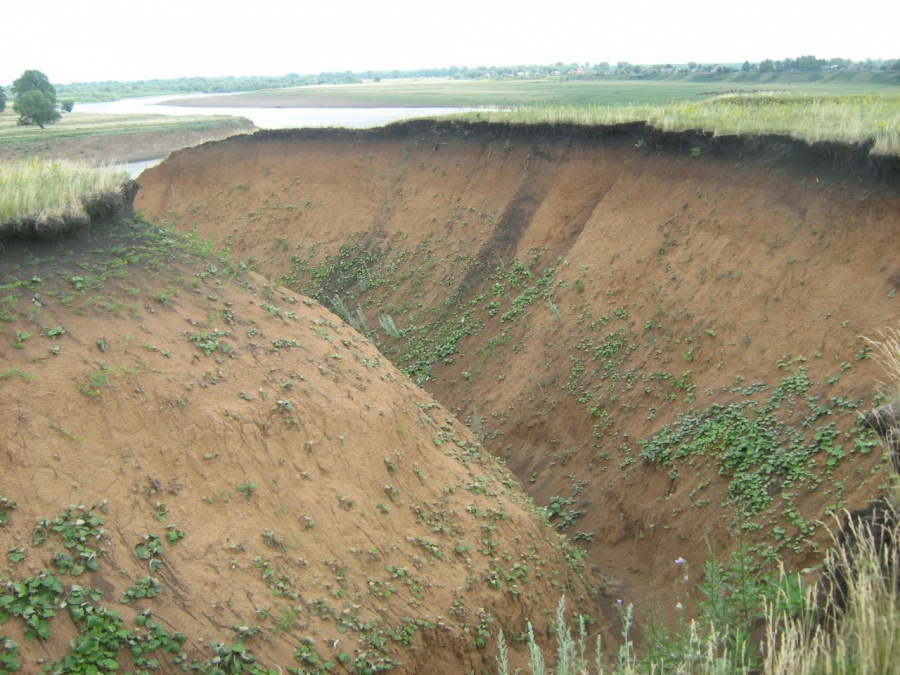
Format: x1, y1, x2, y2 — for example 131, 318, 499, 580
0, 110, 254, 163
174, 76, 900, 156
454, 93, 900, 155
0, 110, 247, 144
172, 73, 900, 108
2, 76, 897, 158
175, 78, 762, 107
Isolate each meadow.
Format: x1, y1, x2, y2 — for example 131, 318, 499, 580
178, 75, 900, 155
0, 110, 247, 142
0, 109, 253, 163
2, 74, 897, 161
456, 93, 900, 155
167, 72, 900, 108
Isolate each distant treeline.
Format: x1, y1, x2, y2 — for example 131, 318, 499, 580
55, 56, 899, 103
55, 71, 363, 102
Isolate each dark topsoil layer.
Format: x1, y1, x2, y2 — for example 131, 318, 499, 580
252, 119, 900, 185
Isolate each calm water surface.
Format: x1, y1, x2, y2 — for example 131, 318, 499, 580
76, 95, 466, 130
77, 95, 472, 177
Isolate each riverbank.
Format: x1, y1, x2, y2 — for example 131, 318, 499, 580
0, 109, 255, 165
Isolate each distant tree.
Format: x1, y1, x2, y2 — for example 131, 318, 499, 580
12, 69, 56, 99
12, 69, 61, 128
742, 61, 752, 73
14, 90, 61, 128
759, 59, 775, 73
795, 55, 825, 72
0, 86, 6, 113
687, 62, 698, 72
60, 99, 75, 113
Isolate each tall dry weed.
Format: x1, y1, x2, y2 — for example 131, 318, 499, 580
0, 158, 127, 226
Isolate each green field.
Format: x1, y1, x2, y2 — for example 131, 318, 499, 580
0, 111, 249, 142
177, 75, 900, 155
0, 110, 253, 162
0, 111, 246, 139
3, 73, 898, 157
177, 72, 900, 108
453, 93, 900, 155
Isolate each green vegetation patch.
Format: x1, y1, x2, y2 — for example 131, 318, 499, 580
280, 234, 557, 384
640, 364, 880, 549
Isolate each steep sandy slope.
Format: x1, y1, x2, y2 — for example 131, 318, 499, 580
137, 121, 900, 630
0, 219, 600, 672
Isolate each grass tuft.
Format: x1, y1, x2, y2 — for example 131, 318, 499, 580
765, 508, 900, 674
865, 325, 900, 393
0, 158, 128, 227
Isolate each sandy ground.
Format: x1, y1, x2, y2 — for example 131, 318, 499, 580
0, 217, 598, 672
137, 122, 900, 634
4, 118, 899, 670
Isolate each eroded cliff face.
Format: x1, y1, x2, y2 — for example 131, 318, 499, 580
137, 121, 900, 625
0, 214, 599, 673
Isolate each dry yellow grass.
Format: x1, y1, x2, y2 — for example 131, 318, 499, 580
453, 93, 900, 156
0, 158, 127, 224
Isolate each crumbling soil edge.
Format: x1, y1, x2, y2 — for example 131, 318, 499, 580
211, 120, 899, 189
0, 180, 140, 244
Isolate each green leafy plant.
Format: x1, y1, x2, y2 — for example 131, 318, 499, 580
165, 525, 187, 545
0, 497, 15, 526
188, 329, 233, 356
0, 569, 65, 639
0, 637, 20, 672
237, 482, 258, 501
32, 502, 108, 575
135, 533, 164, 572
121, 576, 161, 603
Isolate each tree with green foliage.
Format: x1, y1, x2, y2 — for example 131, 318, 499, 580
12, 69, 61, 128
0, 86, 7, 113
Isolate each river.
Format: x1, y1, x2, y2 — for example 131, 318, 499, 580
76, 95, 472, 177
76, 95, 468, 130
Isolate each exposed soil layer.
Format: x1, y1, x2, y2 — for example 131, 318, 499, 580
136, 120, 900, 636
0, 214, 599, 671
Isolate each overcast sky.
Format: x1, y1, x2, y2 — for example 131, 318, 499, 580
2, 0, 896, 85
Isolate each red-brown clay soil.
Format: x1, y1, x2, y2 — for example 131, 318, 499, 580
0, 218, 601, 671
136, 121, 900, 636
